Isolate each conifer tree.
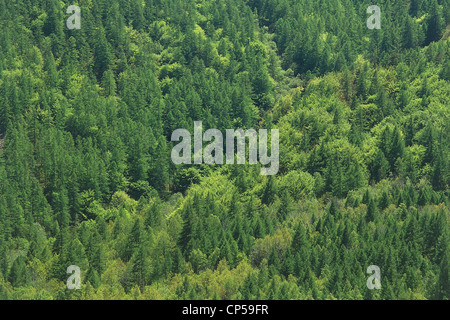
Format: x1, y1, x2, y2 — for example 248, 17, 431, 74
8, 256, 30, 288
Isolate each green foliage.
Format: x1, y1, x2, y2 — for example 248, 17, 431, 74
0, 0, 448, 300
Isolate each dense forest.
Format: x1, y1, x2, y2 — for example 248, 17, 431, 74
0, 0, 448, 300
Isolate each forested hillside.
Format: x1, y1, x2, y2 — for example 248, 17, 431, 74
0, 0, 448, 300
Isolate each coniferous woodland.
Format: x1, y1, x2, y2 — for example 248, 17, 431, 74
0, 0, 448, 300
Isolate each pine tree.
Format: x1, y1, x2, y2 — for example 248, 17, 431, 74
425, 0, 445, 45
268, 248, 280, 271
390, 126, 405, 174
292, 223, 308, 253
432, 150, 448, 191
8, 256, 30, 287
179, 200, 198, 256
86, 266, 101, 289
123, 220, 143, 262
129, 245, 149, 290
0, 237, 8, 279
366, 198, 377, 223
403, 16, 418, 49
262, 176, 276, 205
436, 247, 449, 299
278, 189, 291, 221
379, 190, 390, 211
101, 70, 116, 97
410, 0, 423, 16
371, 149, 390, 182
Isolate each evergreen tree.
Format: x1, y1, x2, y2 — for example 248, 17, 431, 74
425, 0, 445, 44
8, 256, 30, 287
